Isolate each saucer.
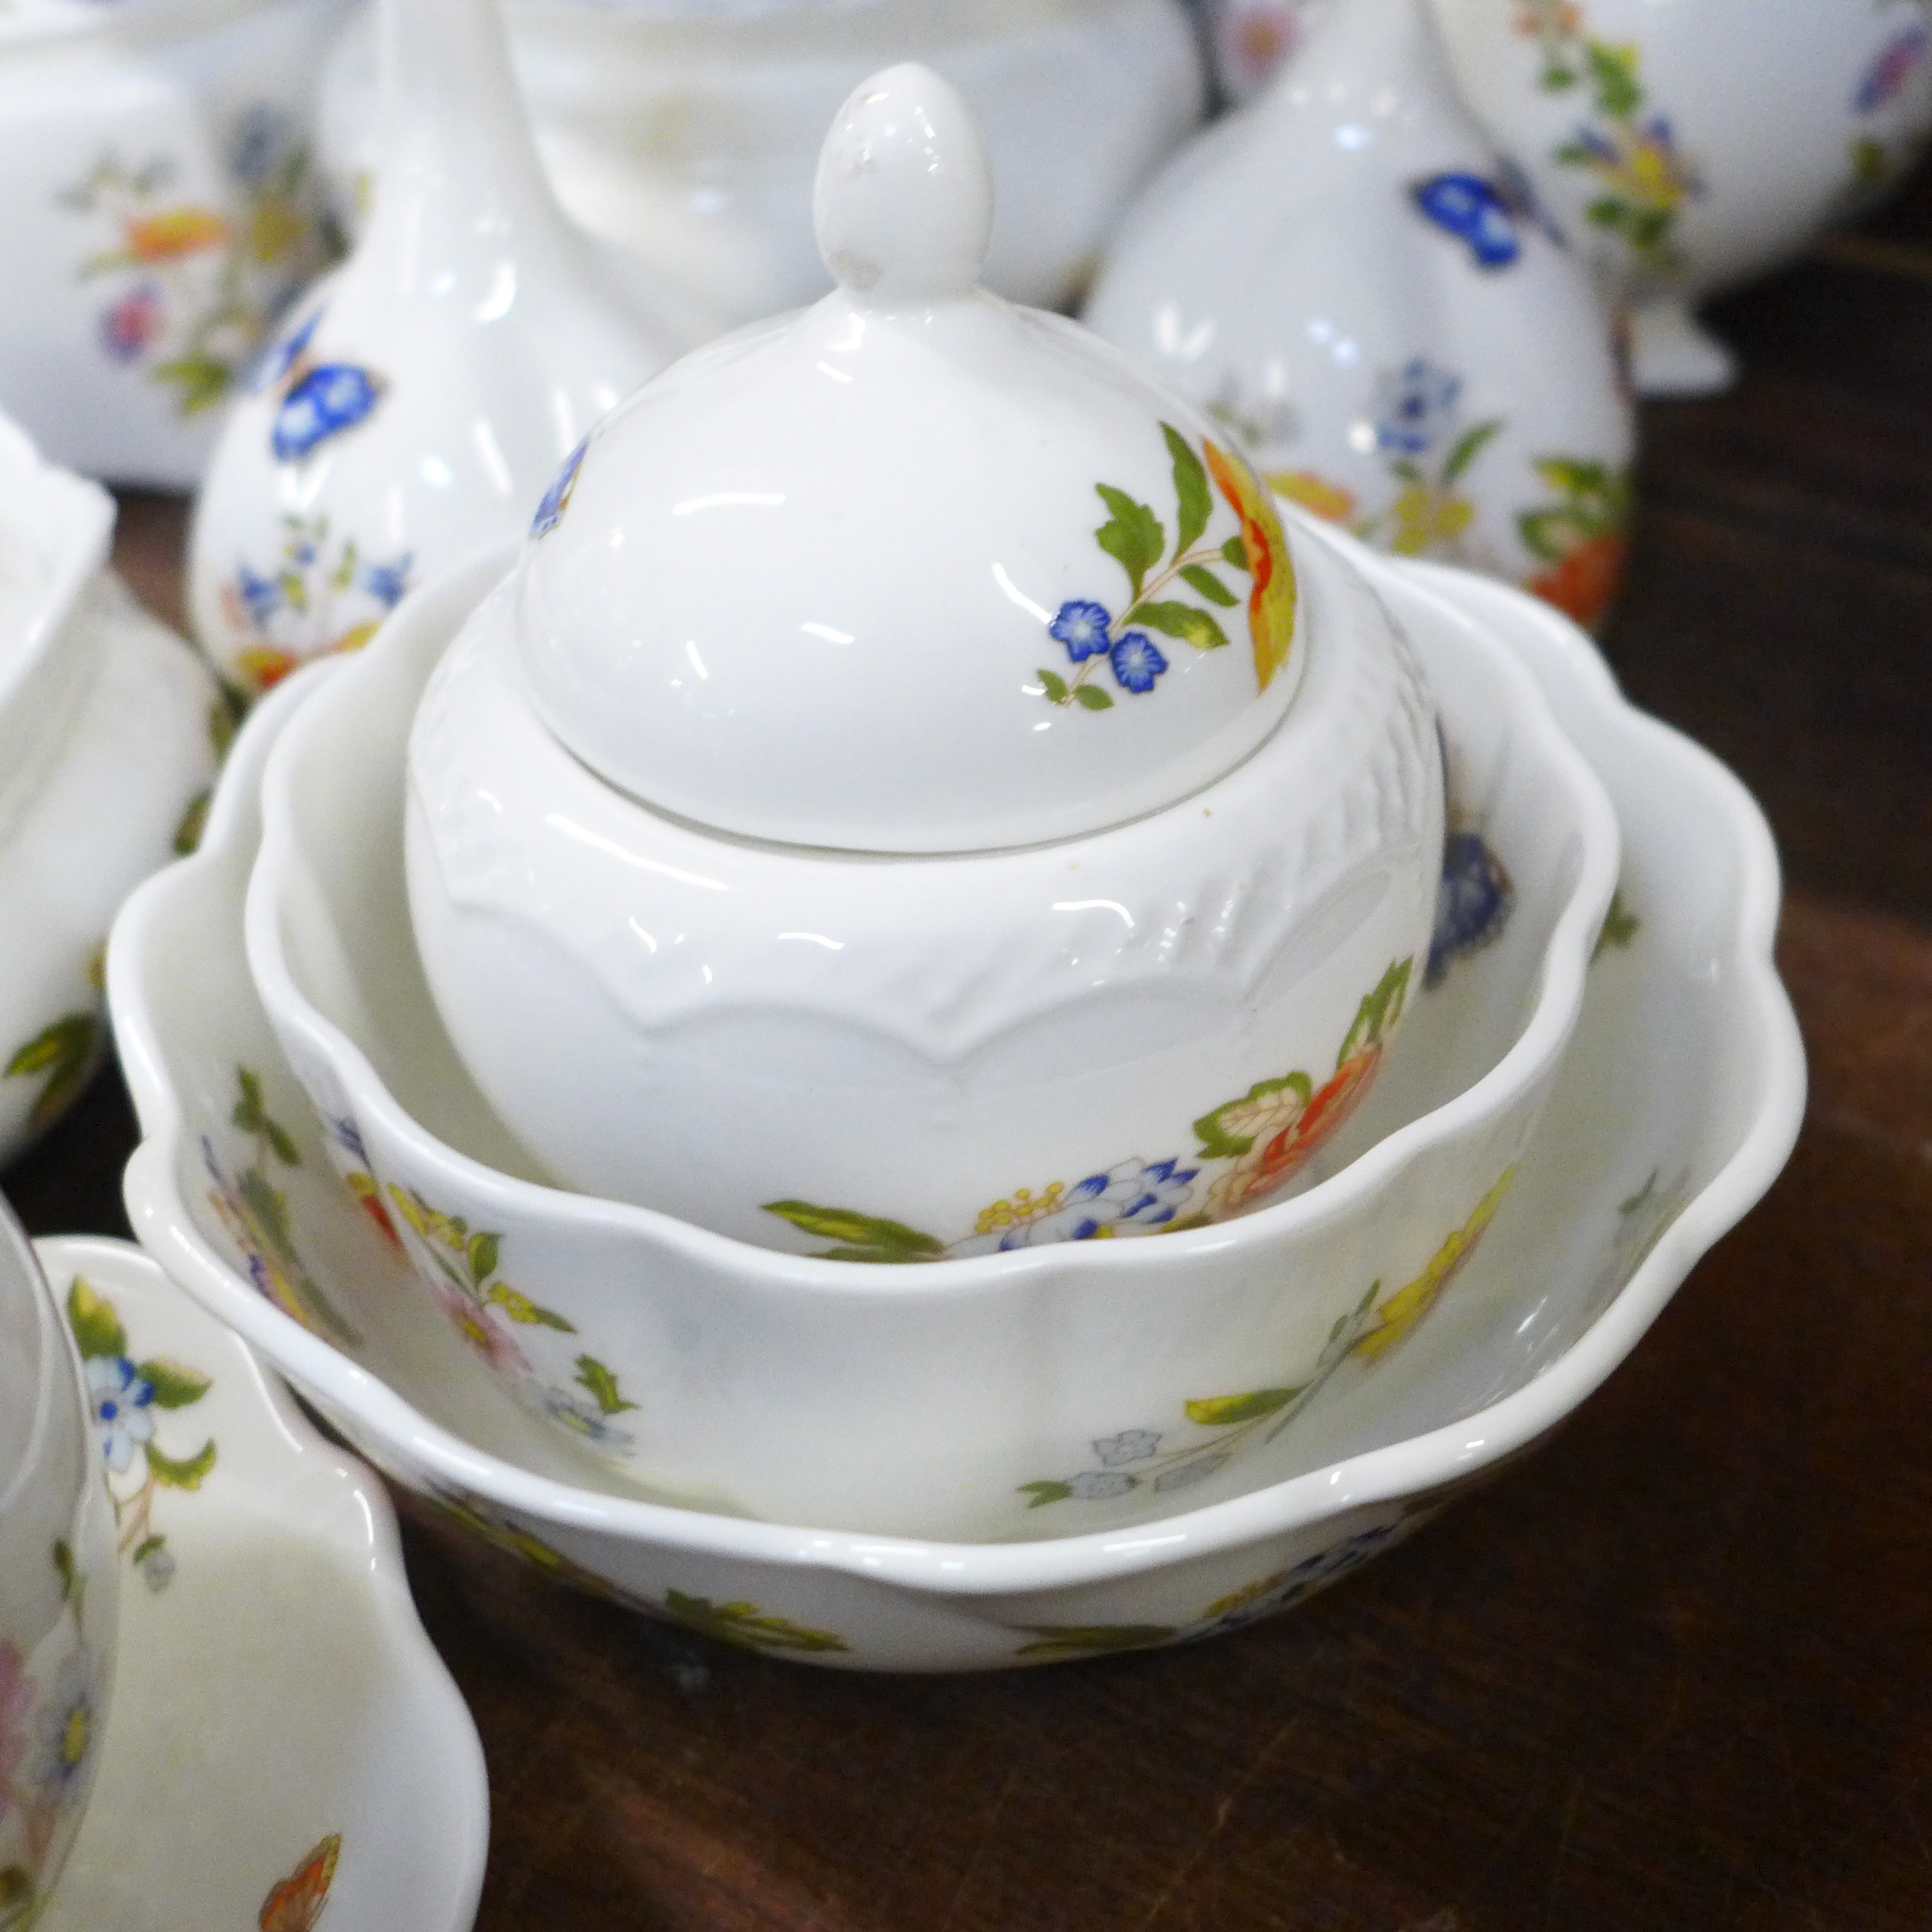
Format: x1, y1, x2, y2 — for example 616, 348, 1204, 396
28, 1236, 487, 1931
110, 559, 1803, 1670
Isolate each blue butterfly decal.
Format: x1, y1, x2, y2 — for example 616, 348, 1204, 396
1410, 173, 1522, 270
1426, 830, 1515, 988
272, 363, 386, 463
531, 437, 588, 538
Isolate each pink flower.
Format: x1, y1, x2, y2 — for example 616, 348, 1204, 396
100, 286, 162, 363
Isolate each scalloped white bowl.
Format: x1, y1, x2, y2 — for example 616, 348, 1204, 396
232, 537, 1617, 1539
109, 557, 1801, 1668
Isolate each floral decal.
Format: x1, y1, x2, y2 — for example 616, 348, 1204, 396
309, 1112, 643, 1454
0, 1546, 103, 1921
1409, 172, 1523, 269
531, 438, 587, 539
66, 1278, 213, 1593
763, 959, 1412, 1263
218, 511, 414, 695
4, 1013, 98, 1136
428, 1491, 849, 1652
1015, 1168, 1516, 1513
1012, 1505, 1445, 1659
1519, 458, 1630, 630
1847, 6, 1932, 197
1042, 424, 1296, 711
259, 1833, 340, 1932
1515, 0, 1702, 291
61, 109, 334, 417
258, 305, 386, 463
1426, 830, 1515, 988
204, 1068, 359, 1344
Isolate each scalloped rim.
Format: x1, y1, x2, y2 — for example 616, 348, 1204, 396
239, 530, 1619, 1299
111, 556, 1801, 1599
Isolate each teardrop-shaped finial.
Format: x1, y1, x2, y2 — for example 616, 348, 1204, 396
813, 62, 994, 304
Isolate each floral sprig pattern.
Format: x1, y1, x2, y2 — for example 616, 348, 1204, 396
429, 1491, 849, 1654
4, 1013, 99, 1138
218, 511, 414, 696
1017, 1167, 1516, 1511
0, 1546, 102, 1926
61, 108, 333, 417
66, 1277, 214, 1594
1520, 457, 1631, 630
1846, 5, 1932, 201
203, 1067, 359, 1345
314, 1112, 643, 1455
1515, 0, 1703, 290
1042, 425, 1296, 711
259, 1833, 342, 1932
763, 958, 1411, 1263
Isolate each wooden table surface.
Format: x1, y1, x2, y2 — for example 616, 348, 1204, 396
11, 178, 1932, 1931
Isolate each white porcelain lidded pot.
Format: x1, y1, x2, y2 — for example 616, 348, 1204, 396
405, 63, 1445, 1257
1085, 0, 1635, 633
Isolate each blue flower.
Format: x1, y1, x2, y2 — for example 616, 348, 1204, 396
359, 555, 413, 609
251, 305, 322, 394
235, 564, 280, 628
1067, 1470, 1138, 1501
272, 363, 386, 463
85, 1356, 156, 1474
1092, 1429, 1162, 1467
1410, 172, 1521, 270
1109, 631, 1169, 693
326, 1114, 369, 1163
1858, 25, 1928, 112
1373, 359, 1462, 457
227, 105, 287, 186
531, 439, 588, 538
1426, 830, 1514, 986
1049, 599, 1114, 662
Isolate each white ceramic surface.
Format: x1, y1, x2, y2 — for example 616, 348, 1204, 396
0, 0, 348, 487
0, 1205, 117, 1923
1430, 0, 1932, 395
246, 528, 1604, 1537
1, 574, 220, 1169
111, 554, 1803, 1670
30, 1234, 487, 1932
1087, 0, 1635, 632
318, 0, 1206, 330
184, 0, 684, 698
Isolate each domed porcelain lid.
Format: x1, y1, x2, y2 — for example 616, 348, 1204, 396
515, 61, 1306, 853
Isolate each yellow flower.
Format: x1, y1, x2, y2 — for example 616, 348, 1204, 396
1267, 470, 1359, 524
1353, 1167, 1517, 1361
1205, 439, 1299, 693
124, 206, 228, 263
1389, 484, 1474, 558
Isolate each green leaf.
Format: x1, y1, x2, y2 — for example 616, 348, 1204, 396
1179, 564, 1239, 607
233, 1067, 266, 1134
1221, 534, 1249, 571
576, 1354, 638, 1417
663, 1590, 848, 1653
1038, 667, 1070, 704
1162, 422, 1212, 557
1193, 1071, 1313, 1159
763, 1200, 946, 1260
0, 1866, 35, 1914
54, 1540, 80, 1608
152, 354, 234, 415
1517, 508, 1577, 563
136, 1357, 212, 1409
1585, 38, 1642, 119
1094, 484, 1164, 601
1443, 419, 1503, 484
487, 1282, 576, 1331
264, 1118, 301, 1167
1073, 683, 1115, 710
1132, 600, 1229, 652
1183, 1387, 1299, 1426
6, 1013, 98, 1128
1015, 1623, 1177, 1659
1019, 1480, 1074, 1509
467, 1230, 500, 1285
131, 1534, 167, 1566
1337, 958, 1413, 1065
148, 1438, 217, 1491
66, 1278, 126, 1361
237, 1167, 297, 1261
173, 788, 211, 856
1594, 888, 1641, 958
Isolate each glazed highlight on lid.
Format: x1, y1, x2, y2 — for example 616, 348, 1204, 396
512, 61, 1307, 855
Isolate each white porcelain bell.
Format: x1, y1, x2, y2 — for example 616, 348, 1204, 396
186, 0, 685, 696
1429, 0, 1932, 395
1085, 0, 1636, 632
398, 63, 1444, 1250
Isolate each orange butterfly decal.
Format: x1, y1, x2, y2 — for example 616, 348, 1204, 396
259, 1833, 341, 1932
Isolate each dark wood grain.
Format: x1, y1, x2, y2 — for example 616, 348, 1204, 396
10, 193, 1932, 1931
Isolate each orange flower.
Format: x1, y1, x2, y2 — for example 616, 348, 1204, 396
346, 1171, 402, 1251
1208, 1044, 1385, 1216
1529, 530, 1628, 631
123, 206, 228, 263
1205, 439, 1298, 693
235, 645, 299, 693
1268, 470, 1356, 524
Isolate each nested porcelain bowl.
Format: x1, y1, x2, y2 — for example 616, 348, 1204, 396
0, 421, 220, 1167
0, 0, 348, 486
112, 552, 1801, 1667
316, 0, 1204, 328
0, 1200, 118, 1907
1428, 0, 1932, 394
237, 534, 1615, 1539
